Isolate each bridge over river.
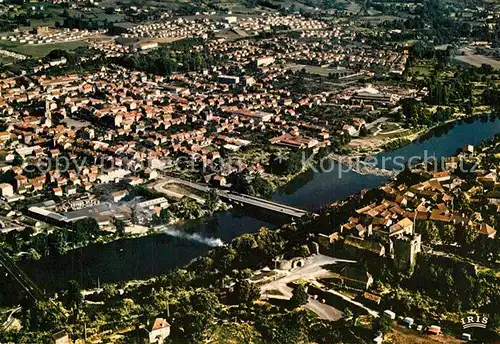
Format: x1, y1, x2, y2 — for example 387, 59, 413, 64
154, 177, 314, 218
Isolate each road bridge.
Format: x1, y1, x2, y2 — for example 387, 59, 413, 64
153, 177, 314, 218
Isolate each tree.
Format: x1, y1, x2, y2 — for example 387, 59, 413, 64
158, 269, 194, 289
359, 125, 369, 137
255, 227, 284, 261
377, 315, 394, 334
257, 310, 310, 344
102, 283, 118, 299
25, 300, 65, 331
159, 208, 171, 223
269, 150, 304, 176
65, 280, 83, 310
208, 322, 260, 344
227, 172, 251, 194
400, 98, 423, 125
205, 189, 220, 214
250, 174, 274, 197
70, 218, 101, 243
290, 284, 308, 308
211, 245, 236, 271
416, 221, 439, 243
232, 280, 260, 304
170, 198, 201, 220
437, 223, 455, 244
175, 290, 220, 343
455, 224, 478, 250
115, 219, 126, 237
294, 245, 311, 258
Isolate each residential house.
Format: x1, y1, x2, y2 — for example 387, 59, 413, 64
147, 318, 171, 344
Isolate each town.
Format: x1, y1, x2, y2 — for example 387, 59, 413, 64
0, 0, 498, 343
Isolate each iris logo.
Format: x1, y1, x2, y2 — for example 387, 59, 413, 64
461, 315, 488, 329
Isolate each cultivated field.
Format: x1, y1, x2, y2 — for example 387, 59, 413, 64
8, 41, 88, 57
455, 54, 500, 69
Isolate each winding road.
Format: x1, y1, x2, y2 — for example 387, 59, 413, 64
259, 254, 356, 321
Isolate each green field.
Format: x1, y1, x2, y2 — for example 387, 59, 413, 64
6, 41, 88, 58
0, 55, 18, 65
409, 63, 433, 77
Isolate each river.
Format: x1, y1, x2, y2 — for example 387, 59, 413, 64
24, 115, 500, 291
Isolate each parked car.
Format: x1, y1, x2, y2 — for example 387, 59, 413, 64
461, 333, 471, 341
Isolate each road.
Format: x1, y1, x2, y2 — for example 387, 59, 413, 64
365, 116, 388, 130
305, 297, 344, 321
0, 248, 68, 319
326, 288, 379, 318
259, 254, 356, 321
153, 177, 313, 218
0, 248, 45, 301
1, 307, 21, 331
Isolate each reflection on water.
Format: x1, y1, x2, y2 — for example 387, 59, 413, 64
25, 115, 500, 291
376, 114, 499, 170
24, 212, 274, 291
279, 167, 315, 196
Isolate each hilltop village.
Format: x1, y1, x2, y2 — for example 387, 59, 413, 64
0, 0, 498, 343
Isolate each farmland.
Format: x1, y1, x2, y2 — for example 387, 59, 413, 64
2, 41, 88, 58
455, 54, 500, 69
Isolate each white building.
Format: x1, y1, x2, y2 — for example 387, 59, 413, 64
148, 318, 170, 344
139, 42, 159, 50
224, 16, 237, 24
0, 183, 13, 197
256, 56, 275, 66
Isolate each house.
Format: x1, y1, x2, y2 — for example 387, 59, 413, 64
111, 190, 129, 202
363, 292, 381, 305
52, 330, 69, 344
351, 86, 396, 105
477, 223, 496, 238
143, 169, 158, 180
0, 131, 11, 141
147, 318, 171, 344
66, 185, 77, 195
373, 332, 383, 344
388, 217, 414, 237
256, 56, 275, 66
14, 175, 28, 190
343, 235, 385, 257
317, 232, 341, 256
0, 183, 14, 197
138, 42, 159, 50
96, 216, 112, 228
212, 175, 226, 187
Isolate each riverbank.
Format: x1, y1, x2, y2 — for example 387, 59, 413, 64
270, 114, 496, 192
22, 210, 274, 291
10, 196, 233, 267
18, 115, 500, 291
348, 111, 498, 157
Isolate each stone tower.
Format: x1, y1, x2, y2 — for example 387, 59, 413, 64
393, 233, 422, 271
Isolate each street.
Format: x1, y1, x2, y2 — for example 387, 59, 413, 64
259, 254, 356, 321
